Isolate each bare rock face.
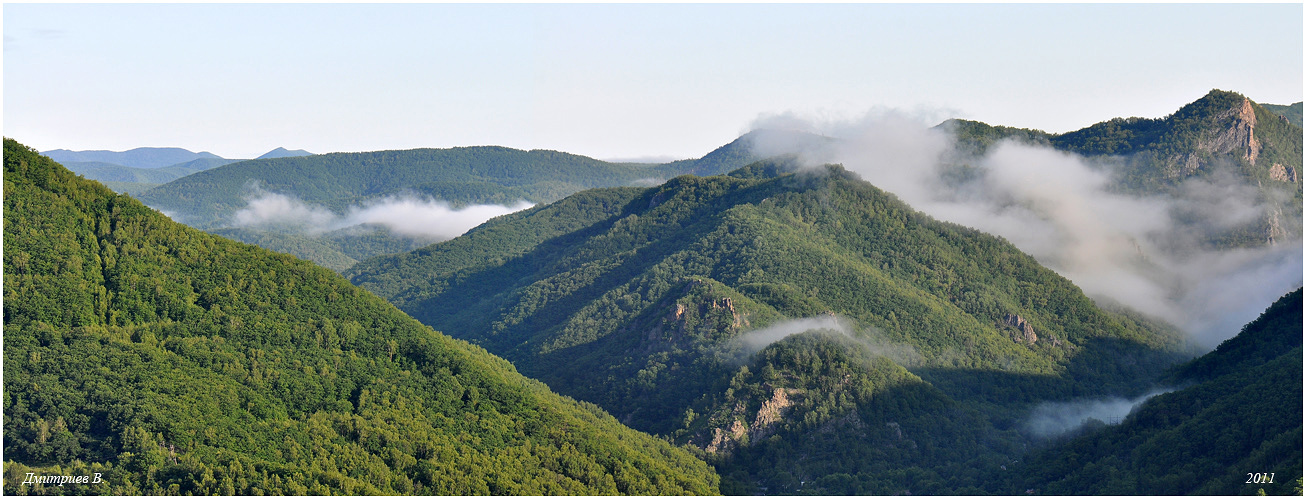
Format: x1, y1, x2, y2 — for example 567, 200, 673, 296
701, 388, 800, 455
706, 420, 748, 454
1003, 313, 1038, 344
1267, 207, 1287, 245
1198, 97, 1262, 165
1269, 163, 1298, 183
750, 388, 795, 441
1167, 97, 1264, 177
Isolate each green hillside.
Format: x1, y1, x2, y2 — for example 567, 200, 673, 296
1010, 289, 1303, 495
2, 138, 719, 495
208, 226, 433, 273
1258, 102, 1302, 128
63, 158, 239, 188
347, 160, 1189, 493
98, 181, 162, 196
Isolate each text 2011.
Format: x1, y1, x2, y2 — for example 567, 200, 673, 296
1246, 473, 1274, 484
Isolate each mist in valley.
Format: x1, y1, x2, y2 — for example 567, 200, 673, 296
1025, 387, 1176, 438
229, 187, 534, 241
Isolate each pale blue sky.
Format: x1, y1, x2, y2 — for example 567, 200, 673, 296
4, 3, 1303, 160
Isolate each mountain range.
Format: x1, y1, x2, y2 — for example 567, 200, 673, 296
46, 147, 312, 195
42, 147, 224, 169
7, 88, 1301, 495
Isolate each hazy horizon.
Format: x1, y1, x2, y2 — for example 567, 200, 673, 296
5, 3, 1302, 160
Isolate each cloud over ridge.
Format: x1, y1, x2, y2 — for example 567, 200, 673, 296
747, 109, 1302, 348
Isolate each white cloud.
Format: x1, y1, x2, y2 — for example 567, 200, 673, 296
230, 188, 533, 240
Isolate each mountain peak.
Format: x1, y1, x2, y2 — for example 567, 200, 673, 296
256, 147, 313, 159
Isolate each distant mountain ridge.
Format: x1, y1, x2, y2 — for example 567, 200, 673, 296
257, 147, 313, 159
48, 147, 312, 195
42, 147, 222, 169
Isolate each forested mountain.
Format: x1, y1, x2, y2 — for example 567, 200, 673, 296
943, 90, 1302, 246
42, 147, 223, 169
1010, 289, 1303, 495
346, 160, 1191, 494
655, 129, 826, 177
2, 138, 719, 495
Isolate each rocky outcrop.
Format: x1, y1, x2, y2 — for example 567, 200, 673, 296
750, 388, 795, 441
701, 387, 800, 455
1199, 97, 1261, 165
644, 282, 751, 352
1267, 208, 1287, 245
712, 296, 748, 329
1003, 313, 1038, 344
817, 410, 867, 436
1269, 163, 1298, 183
706, 420, 747, 454
1167, 97, 1264, 177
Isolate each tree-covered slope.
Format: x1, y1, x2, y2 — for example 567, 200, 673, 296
63, 158, 239, 185
2, 138, 719, 495
348, 161, 1188, 493
1010, 289, 1303, 495
1262, 102, 1303, 128
652, 129, 828, 178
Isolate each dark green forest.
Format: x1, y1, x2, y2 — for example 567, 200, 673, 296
1009, 289, 1303, 495
2, 138, 720, 495
347, 160, 1207, 494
